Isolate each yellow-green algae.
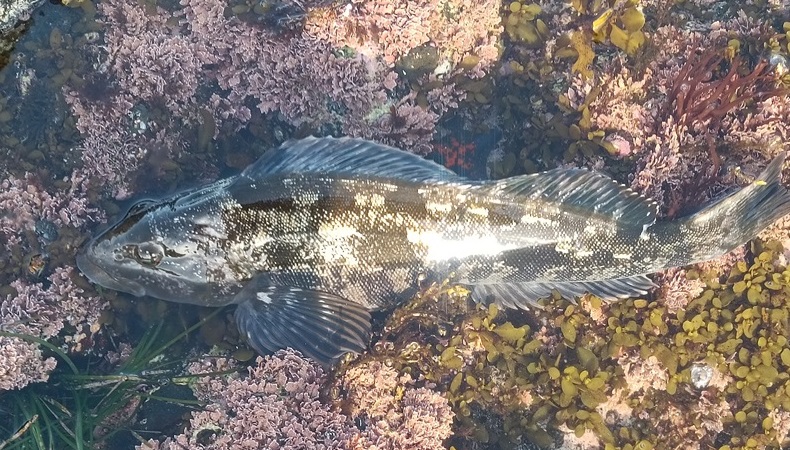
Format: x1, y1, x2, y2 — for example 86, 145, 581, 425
492, 0, 655, 174
504, 1, 548, 46
337, 240, 790, 449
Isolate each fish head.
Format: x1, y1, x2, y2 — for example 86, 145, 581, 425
77, 195, 237, 306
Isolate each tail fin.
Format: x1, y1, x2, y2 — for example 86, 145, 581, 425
682, 152, 790, 262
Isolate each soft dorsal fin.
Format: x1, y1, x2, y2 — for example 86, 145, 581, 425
484, 168, 657, 225
239, 136, 463, 183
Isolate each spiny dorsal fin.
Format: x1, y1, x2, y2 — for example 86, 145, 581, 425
240, 136, 463, 183
484, 168, 658, 226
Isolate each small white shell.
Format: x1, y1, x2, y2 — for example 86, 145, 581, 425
769, 53, 788, 76
690, 363, 714, 389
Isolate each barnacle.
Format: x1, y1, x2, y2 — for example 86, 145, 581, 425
690, 363, 714, 389
24, 252, 47, 278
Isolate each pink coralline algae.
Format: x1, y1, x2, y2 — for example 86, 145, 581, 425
567, 61, 658, 150
305, 0, 503, 68
100, 0, 205, 119
0, 337, 57, 392
62, 0, 214, 197
338, 360, 454, 450
0, 171, 101, 250
139, 350, 356, 450
58, 0, 512, 198
0, 123, 105, 394
139, 351, 453, 450
180, 0, 393, 129
348, 95, 441, 155
64, 0, 409, 196
0, 266, 106, 391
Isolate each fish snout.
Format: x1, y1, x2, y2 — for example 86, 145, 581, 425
76, 247, 146, 297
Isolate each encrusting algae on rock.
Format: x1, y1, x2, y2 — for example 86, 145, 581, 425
4, 0, 790, 448
339, 237, 790, 449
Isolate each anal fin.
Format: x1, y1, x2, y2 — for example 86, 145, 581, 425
471, 275, 655, 308
234, 283, 371, 366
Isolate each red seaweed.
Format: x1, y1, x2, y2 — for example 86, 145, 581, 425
667, 49, 788, 172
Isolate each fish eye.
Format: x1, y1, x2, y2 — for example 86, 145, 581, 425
103, 200, 159, 240
132, 242, 165, 266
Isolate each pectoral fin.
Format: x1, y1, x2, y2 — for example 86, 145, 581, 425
234, 284, 371, 366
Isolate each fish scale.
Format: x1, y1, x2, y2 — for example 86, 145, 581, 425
77, 137, 790, 365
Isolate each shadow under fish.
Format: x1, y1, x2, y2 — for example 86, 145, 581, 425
76, 137, 790, 365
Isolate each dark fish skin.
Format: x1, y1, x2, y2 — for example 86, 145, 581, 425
76, 137, 790, 364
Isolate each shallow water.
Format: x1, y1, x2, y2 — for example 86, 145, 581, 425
1, 1, 790, 449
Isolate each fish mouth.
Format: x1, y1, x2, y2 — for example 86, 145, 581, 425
76, 250, 146, 297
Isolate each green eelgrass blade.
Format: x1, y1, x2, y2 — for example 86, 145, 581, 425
137, 392, 202, 407
1, 305, 230, 449
36, 396, 78, 450
0, 414, 39, 450
146, 307, 225, 367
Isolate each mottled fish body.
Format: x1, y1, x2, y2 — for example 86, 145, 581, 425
77, 137, 790, 364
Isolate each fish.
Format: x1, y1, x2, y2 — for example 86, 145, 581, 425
76, 137, 790, 365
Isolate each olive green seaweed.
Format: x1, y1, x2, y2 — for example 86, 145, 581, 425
343, 239, 790, 449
